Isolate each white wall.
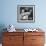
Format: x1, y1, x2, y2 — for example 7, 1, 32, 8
0, 0, 46, 29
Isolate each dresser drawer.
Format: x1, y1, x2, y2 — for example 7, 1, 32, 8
3, 35, 23, 46
3, 32, 23, 36
32, 36, 45, 44
24, 32, 44, 36
32, 44, 44, 46
3, 43, 23, 46
3, 35, 23, 44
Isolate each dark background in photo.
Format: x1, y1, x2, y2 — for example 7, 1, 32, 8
20, 7, 33, 20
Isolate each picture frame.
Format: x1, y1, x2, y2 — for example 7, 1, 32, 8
17, 5, 35, 23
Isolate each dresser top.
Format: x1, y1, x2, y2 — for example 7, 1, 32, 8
3, 29, 44, 33
15, 29, 45, 32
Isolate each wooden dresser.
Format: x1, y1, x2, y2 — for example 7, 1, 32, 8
2, 32, 45, 46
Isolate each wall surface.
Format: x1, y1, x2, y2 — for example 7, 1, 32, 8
0, 0, 46, 29
0, 0, 46, 44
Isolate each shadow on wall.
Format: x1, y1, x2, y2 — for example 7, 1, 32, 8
0, 24, 7, 43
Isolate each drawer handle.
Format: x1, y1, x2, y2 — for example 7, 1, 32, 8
32, 39, 36, 40
9, 38, 12, 40
9, 38, 13, 40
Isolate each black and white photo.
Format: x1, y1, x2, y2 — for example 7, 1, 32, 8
17, 5, 35, 23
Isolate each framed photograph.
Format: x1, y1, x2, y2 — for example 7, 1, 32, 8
17, 5, 35, 23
